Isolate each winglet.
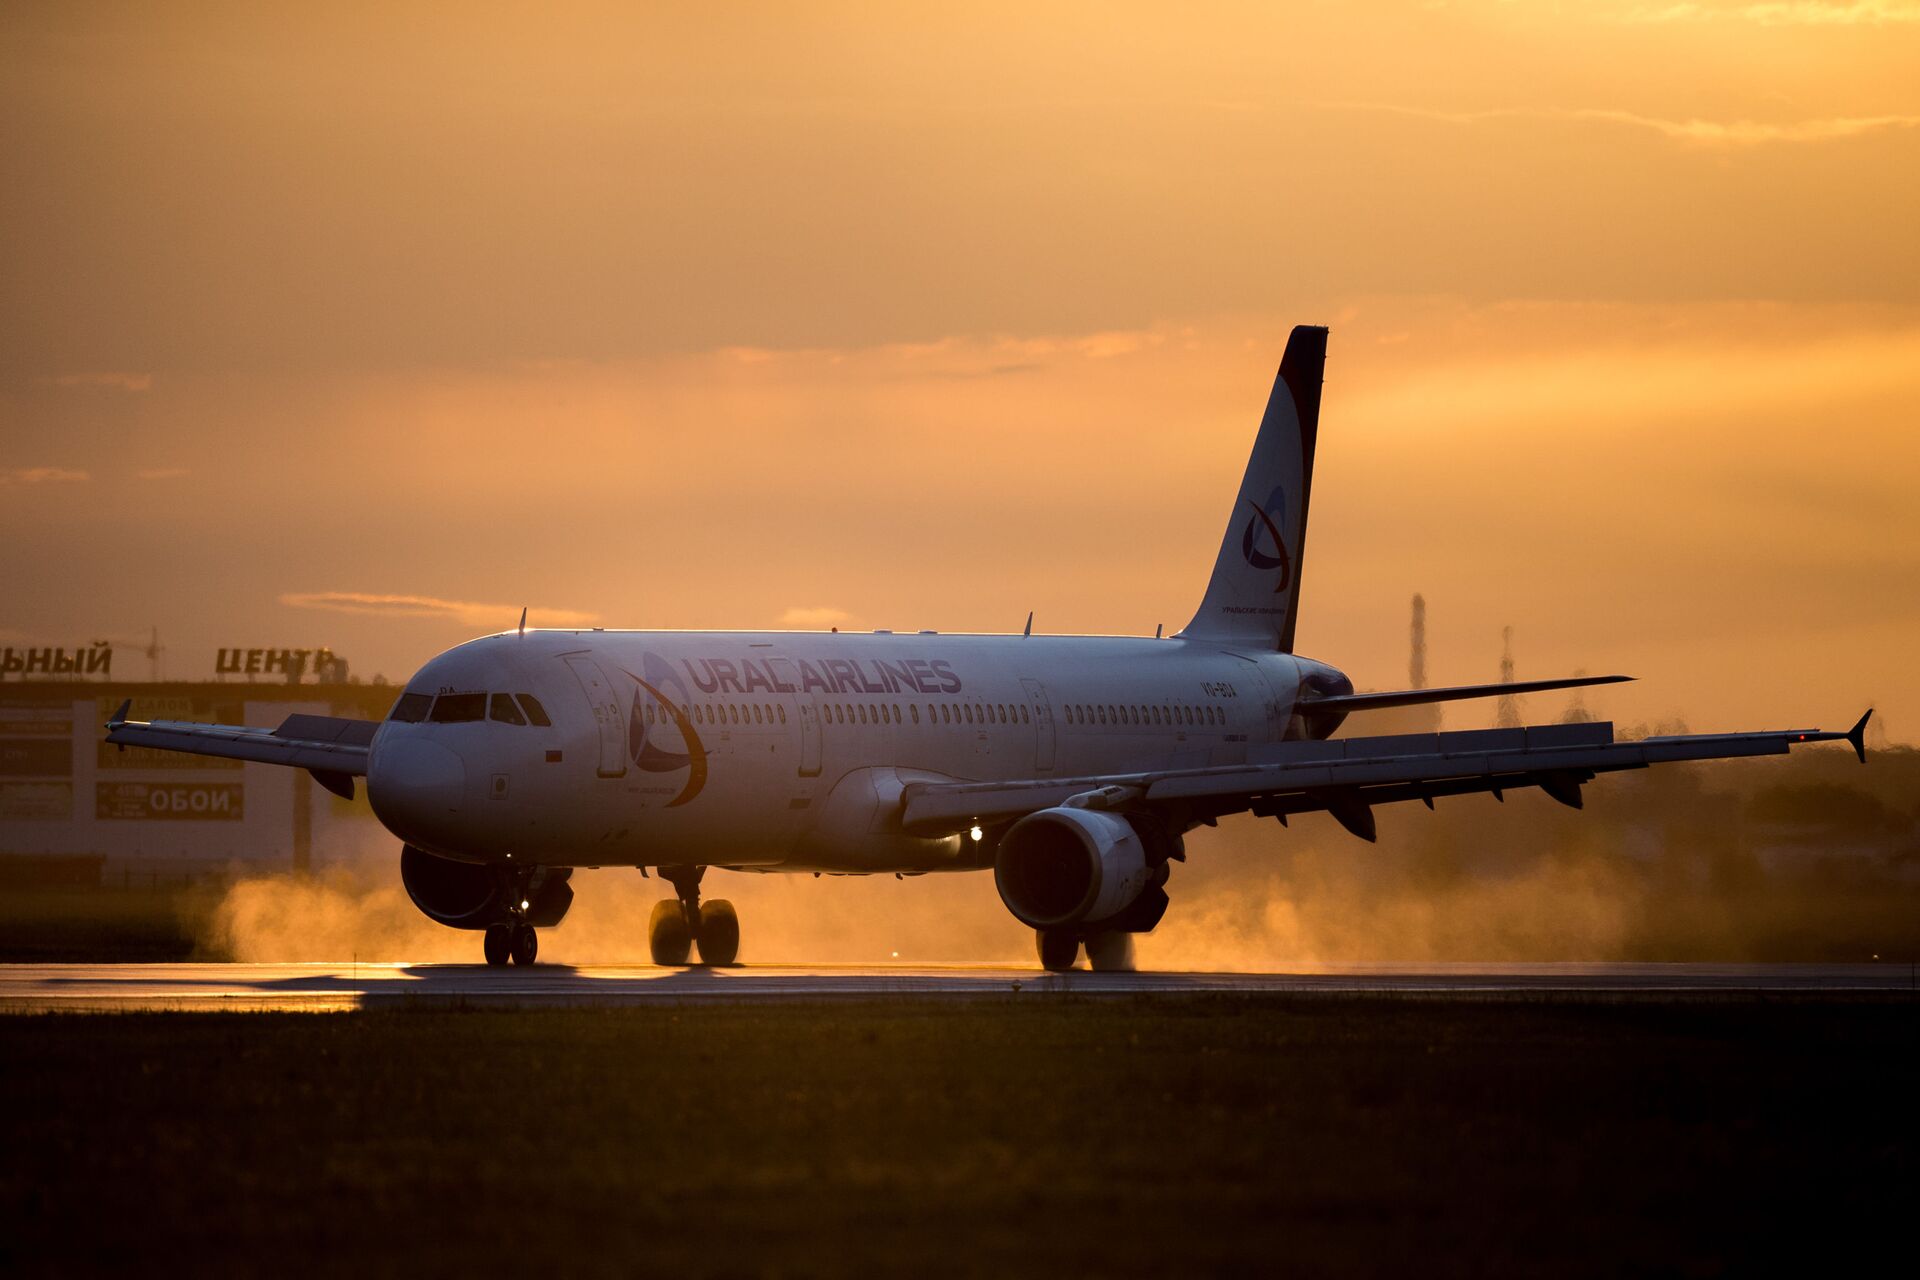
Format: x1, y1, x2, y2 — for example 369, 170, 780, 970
517, 606, 527, 636
106, 698, 132, 730
1023, 611, 1033, 637
1847, 708, 1873, 764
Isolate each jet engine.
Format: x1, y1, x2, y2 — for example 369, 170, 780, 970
399, 844, 574, 930
993, 807, 1170, 930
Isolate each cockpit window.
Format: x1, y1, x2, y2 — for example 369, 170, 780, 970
390, 692, 433, 723
428, 693, 487, 723
516, 694, 552, 726
489, 693, 526, 726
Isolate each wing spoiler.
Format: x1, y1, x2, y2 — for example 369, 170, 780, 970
104, 700, 377, 799
900, 711, 1871, 836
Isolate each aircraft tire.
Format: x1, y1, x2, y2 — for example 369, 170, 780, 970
1083, 931, 1135, 972
1036, 929, 1079, 972
695, 899, 740, 966
649, 899, 693, 966
509, 923, 538, 966
483, 924, 511, 967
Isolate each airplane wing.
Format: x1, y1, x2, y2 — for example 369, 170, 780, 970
900, 713, 1872, 843
103, 700, 377, 799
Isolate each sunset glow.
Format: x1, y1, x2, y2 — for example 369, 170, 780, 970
4, 2, 1915, 735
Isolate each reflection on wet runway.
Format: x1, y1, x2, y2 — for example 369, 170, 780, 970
1, 961, 1911, 1012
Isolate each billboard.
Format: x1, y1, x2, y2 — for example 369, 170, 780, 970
0, 738, 72, 776
95, 780, 245, 822
0, 781, 74, 821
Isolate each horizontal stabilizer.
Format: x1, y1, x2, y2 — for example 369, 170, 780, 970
1300, 674, 1632, 715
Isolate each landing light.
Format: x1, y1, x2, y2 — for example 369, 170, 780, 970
520, 899, 530, 910
969, 825, 983, 842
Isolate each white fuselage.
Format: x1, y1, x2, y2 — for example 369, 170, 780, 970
366, 629, 1347, 873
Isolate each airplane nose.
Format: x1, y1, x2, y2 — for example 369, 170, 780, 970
367, 738, 467, 838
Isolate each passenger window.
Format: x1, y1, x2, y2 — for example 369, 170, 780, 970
940, 705, 950, 724
910, 705, 920, 724
753, 705, 763, 724
490, 693, 527, 726
778, 705, 787, 724
517, 694, 553, 727
429, 692, 486, 723
390, 692, 433, 723
1021, 705, 1029, 724
858, 705, 868, 725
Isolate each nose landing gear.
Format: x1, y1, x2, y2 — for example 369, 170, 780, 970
649, 865, 739, 966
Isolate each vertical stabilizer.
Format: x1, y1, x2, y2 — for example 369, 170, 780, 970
1177, 324, 1327, 650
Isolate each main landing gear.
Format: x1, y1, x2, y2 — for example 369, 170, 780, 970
649, 865, 739, 967
483, 922, 538, 967
1036, 929, 1135, 973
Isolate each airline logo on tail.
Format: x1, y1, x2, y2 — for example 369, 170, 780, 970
1239, 484, 1292, 592
621, 653, 709, 807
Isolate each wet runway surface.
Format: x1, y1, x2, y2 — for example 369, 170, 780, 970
2, 961, 1912, 1011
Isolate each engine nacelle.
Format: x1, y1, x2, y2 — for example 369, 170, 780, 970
399, 844, 573, 930
993, 807, 1153, 929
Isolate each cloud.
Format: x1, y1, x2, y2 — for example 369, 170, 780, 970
0, 467, 91, 485
778, 606, 852, 629
38, 372, 153, 392
1624, 1, 1920, 24
1326, 101, 1920, 149
280, 591, 598, 629
135, 467, 189, 480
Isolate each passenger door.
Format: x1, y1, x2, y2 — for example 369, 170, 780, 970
1021, 678, 1056, 774
562, 653, 628, 778
768, 658, 821, 777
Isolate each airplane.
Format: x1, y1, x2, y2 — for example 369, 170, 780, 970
104, 325, 1871, 971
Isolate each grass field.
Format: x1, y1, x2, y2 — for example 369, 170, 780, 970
2, 996, 1913, 1276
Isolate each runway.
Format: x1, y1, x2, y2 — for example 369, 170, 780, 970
1, 961, 1911, 1011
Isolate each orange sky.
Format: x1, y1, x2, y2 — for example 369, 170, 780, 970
3, 2, 1918, 739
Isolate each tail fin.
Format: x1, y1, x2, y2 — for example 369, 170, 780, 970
1178, 324, 1327, 650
